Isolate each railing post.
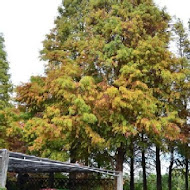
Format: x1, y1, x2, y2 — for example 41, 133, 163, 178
0, 149, 9, 189
117, 171, 123, 190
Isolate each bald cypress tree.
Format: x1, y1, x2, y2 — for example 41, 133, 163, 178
16, 1, 188, 189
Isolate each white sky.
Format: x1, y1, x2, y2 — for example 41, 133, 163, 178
0, 0, 189, 86
0, 0, 62, 86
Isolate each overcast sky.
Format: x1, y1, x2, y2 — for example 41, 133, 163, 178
0, 0, 189, 86
0, 0, 62, 86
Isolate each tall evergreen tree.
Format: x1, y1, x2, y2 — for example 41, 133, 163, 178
0, 33, 12, 148
0, 34, 11, 109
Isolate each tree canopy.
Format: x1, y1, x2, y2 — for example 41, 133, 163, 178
4, 1, 190, 190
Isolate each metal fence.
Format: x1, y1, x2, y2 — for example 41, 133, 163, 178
7, 177, 115, 190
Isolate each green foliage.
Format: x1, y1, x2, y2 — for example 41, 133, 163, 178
123, 173, 188, 190
0, 106, 28, 151
173, 18, 190, 58
0, 34, 12, 109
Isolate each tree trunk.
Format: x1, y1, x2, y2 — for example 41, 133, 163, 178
185, 157, 189, 190
168, 148, 174, 190
142, 149, 147, 190
156, 146, 162, 190
116, 145, 125, 172
116, 144, 125, 189
130, 141, 135, 190
141, 133, 147, 190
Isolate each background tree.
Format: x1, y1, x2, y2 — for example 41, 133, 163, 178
172, 18, 190, 190
0, 33, 12, 148
0, 34, 11, 109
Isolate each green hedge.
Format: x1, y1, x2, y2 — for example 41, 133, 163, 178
0, 188, 6, 190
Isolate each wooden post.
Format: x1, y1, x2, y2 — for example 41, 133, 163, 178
0, 149, 9, 188
117, 171, 123, 190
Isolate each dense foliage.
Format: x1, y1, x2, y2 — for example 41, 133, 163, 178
0, 34, 12, 109
0, 34, 13, 148
1, 1, 190, 190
